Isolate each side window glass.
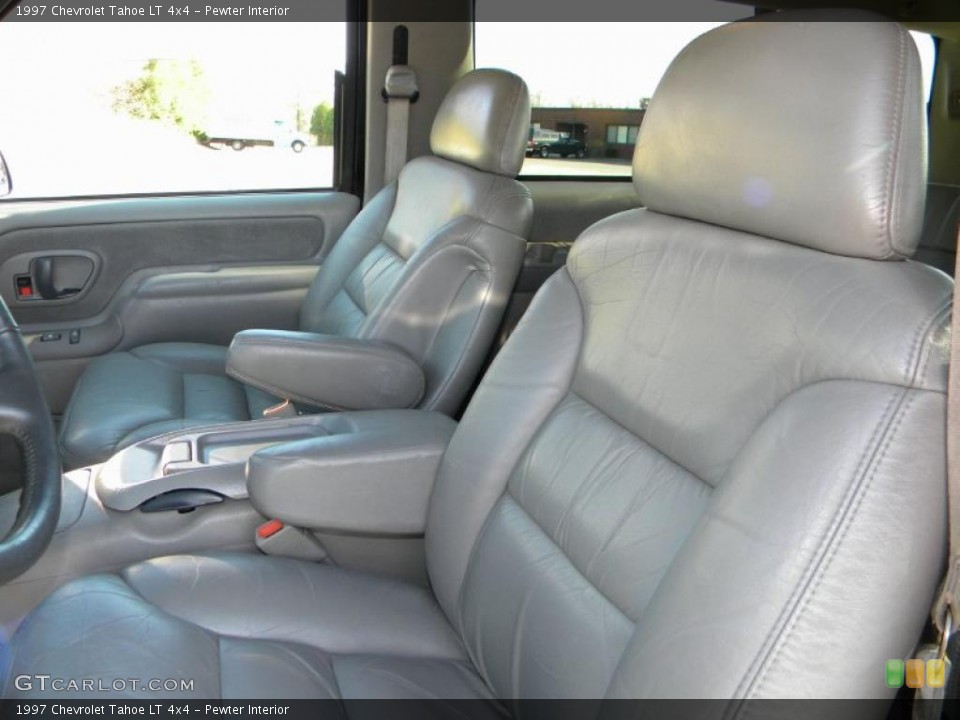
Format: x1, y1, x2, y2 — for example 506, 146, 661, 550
477, 18, 935, 179
476, 17, 751, 177
0, 22, 346, 199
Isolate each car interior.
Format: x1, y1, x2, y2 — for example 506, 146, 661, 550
0, 0, 959, 710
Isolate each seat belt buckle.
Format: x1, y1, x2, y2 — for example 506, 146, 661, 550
932, 558, 960, 642
382, 65, 420, 103
263, 399, 298, 420
918, 561, 960, 718
255, 519, 327, 562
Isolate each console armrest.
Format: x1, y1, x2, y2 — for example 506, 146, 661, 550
226, 329, 425, 411
247, 410, 456, 535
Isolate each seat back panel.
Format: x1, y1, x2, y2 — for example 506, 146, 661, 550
569, 209, 950, 485
301, 155, 531, 414
459, 392, 711, 699
507, 393, 711, 622
430, 209, 951, 700
461, 494, 636, 700
605, 382, 947, 699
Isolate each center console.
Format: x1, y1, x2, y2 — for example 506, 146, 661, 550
96, 417, 328, 512
0, 409, 457, 635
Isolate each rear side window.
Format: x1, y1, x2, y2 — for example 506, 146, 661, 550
475, 17, 751, 178
476, 18, 937, 179
910, 31, 936, 104
0, 22, 346, 200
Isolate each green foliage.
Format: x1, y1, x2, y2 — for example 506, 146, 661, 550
310, 102, 335, 146
111, 59, 210, 135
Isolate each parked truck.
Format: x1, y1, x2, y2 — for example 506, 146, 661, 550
526, 127, 586, 159
203, 119, 309, 153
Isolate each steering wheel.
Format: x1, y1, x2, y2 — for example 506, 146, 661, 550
0, 295, 60, 582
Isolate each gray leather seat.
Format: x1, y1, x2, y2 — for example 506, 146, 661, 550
59, 69, 533, 469
6, 14, 949, 701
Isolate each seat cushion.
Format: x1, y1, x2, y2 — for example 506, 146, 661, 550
3, 553, 499, 704
59, 343, 278, 469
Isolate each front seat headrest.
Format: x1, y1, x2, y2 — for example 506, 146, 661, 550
633, 10, 927, 260
430, 68, 531, 178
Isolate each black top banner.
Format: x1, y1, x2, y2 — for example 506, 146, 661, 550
3, 0, 957, 21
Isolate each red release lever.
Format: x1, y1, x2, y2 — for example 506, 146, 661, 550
257, 519, 285, 539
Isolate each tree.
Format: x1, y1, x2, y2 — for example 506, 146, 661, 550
111, 59, 210, 138
310, 102, 335, 146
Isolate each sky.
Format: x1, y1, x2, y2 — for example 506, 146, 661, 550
475, 22, 937, 108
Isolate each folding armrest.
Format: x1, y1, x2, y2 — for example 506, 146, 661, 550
226, 329, 425, 411
246, 410, 456, 534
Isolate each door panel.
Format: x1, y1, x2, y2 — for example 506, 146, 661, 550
0, 191, 360, 412
0, 192, 358, 323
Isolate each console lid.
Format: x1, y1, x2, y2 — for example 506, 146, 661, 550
226, 329, 425, 411
247, 410, 456, 535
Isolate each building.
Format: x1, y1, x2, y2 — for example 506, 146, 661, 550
530, 107, 647, 160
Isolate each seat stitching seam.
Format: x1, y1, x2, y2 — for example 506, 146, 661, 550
349, 244, 405, 311
451, 270, 585, 634
903, 295, 952, 387
879, 26, 906, 257
732, 387, 910, 706
420, 267, 488, 411
735, 386, 896, 696
361, 220, 486, 342
745, 390, 916, 704
730, 386, 903, 700
478, 191, 533, 234
915, 301, 952, 384
506, 392, 710, 618
57, 362, 86, 459
502, 491, 635, 624
496, 79, 523, 175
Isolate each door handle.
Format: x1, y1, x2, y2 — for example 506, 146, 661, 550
31, 257, 83, 300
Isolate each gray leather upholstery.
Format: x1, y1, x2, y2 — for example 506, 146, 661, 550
634, 12, 927, 260
430, 68, 531, 177
8, 14, 949, 703
248, 410, 456, 534
226, 330, 425, 411
6, 554, 497, 701
59, 344, 279, 470
59, 69, 532, 469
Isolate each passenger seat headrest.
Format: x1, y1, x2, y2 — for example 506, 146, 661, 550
633, 11, 927, 260
431, 69, 531, 177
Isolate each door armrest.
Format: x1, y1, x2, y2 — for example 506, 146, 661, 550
226, 329, 425, 411
247, 410, 456, 535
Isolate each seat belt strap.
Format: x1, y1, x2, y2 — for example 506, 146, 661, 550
913, 225, 960, 720
930, 222, 960, 678
383, 64, 418, 187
